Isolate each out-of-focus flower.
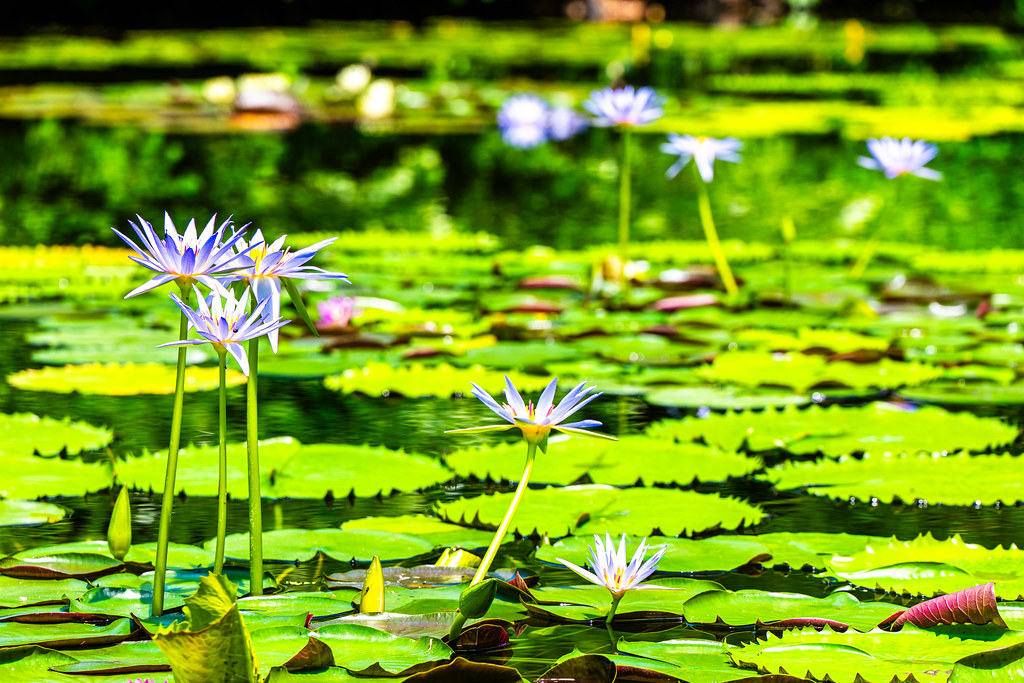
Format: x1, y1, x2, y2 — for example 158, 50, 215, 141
547, 105, 588, 141
159, 286, 289, 375
202, 76, 236, 105
583, 85, 665, 127
557, 533, 666, 597
857, 136, 942, 180
111, 213, 251, 298
358, 79, 396, 119
224, 230, 348, 352
661, 134, 743, 182
446, 376, 615, 447
317, 296, 358, 329
497, 94, 549, 148
337, 64, 372, 95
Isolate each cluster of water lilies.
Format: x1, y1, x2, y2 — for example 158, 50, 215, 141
113, 213, 347, 615
498, 84, 942, 295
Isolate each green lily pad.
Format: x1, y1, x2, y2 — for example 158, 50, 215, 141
751, 532, 890, 570
949, 639, 1024, 682
614, 638, 756, 683
732, 626, 1024, 683
574, 334, 708, 366
0, 457, 111, 499
683, 589, 898, 631
7, 362, 245, 395
10, 540, 212, 569
525, 581, 722, 622
0, 618, 134, 650
649, 403, 1017, 456
29, 319, 211, 366
0, 500, 68, 526
900, 382, 1024, 405
764, 451, 1024, 505
0, 412, 113, 458
324, 361, 549, 398
697, 351, 942, 392
644, 386, 811, 410
238, 591, 360, 618
0, 577, 90, 608
210, 529, 435, 563
45, 639, 170, 675
732, 328, 889, 353
0, 553, 124, 580
0, 646, 83, 682
437, 485, 765, 538
340, 515, 502, 550
116, 437, 300, 497
310, 623, 452, 676
445, 436, 760, 487
271, 444, 453, 498
75, 569, 267, 616
457, 342, 583, 370
536, 535, 772, 573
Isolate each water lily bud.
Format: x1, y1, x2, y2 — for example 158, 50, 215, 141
107, 486, 132, 561
781, 216, 797, 244
458, 578, 497, 619
436, 547, 481, 569
359, 555, 385, 614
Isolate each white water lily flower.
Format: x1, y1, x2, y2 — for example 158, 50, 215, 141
557, 534, 667, 597
661, 134, 743, 182
857, 136, 942, 180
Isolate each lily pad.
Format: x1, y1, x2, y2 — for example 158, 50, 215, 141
732, 626, 1024, 683
697, 351, 942, 392
682, 589, 898, 631
310, 623, 452, 676
764, 451, 1024, 505
0, 577, 90, 608
0, 618, 134, 650
900, 382, 1024, 405
526, 581, 721, 622
445, 436, 760, 487
437, 485, 764, 538
209, 529, 435, 563
10, 540, 212, 569
324, 361, 548, 398
0, 500, 68, 526
613, 638, 749, 683
7, 362, 245, 395
649, 403, 1017, 456
0, 412, 113, 458
644, 386, 811, 410
536, 535, 772, 573
271, 444, 453, 498
0, 456, 111, 499
340, 515, 502, 550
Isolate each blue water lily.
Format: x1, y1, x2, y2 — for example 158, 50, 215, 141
224, 229, 349, 351
447, 376, 616, 448
558, 533, 667, 597
662, 134, 743, 182
857, 136, 942, 180
159, 286, 290, 374
497, 93, 550, 148
583, 85, 665, 127
111, 213, 252, 298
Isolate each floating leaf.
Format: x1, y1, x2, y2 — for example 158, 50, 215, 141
0, 553, 124, 580
210, 529, 435, 563
949, 639, 1024, 682
324, 361, 548, 398
614, 638, 747, 683
0, 577, 90, 608
0, 456, 111, 499
682, 590, 898, 632
885, 583, 1006, 630
341, 515, 503, 550
437, 485, 764, 538
271, 444, 453, 498
765, 452, 1024, 505
525, 581, 721, 622
311, 623, 452, 676
650, 402, 1017, 456
900, 382, 1024, 406
0, 500, 67, 526
445, 436, 760, 487
0, 645, 81, 682
0, 412, 113, 458
0, 617, 135, 650
644, 386, 810, 410
7, 362, 245, 395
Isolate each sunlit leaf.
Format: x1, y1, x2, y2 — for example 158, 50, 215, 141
7, 362, 245, 395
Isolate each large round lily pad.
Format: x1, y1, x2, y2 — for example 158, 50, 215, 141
763, 451, 1024, 505
341, 515, 502, 550
437, 485, 764, 538
446, 436, 760, 487
0, 412, 113, 458
324, 361, 549, 398
0, 456, 111, 499
7, 362, 245, 395
649, 402, 1017, 456
210, 528, 435, 563
0, 500, 68, 526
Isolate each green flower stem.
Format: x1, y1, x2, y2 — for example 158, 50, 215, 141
606, 592, 624, 652
151, 284, 192, 617
851, 180, 903, 280
695, 171, 738, 298
618, 128, 632, 300
246, 336, 264, 595
213, 347, 228, 574
449, 441, 538, 641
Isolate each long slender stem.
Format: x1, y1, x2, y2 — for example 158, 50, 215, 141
450, 441, 538, 641
246, 336, 264, 595
618, 128, 632, 302
214, 348, 228, 574
695, 172, 738, 298
851, 180, 903, 280
471, 442, 537, 586
151, 285, 192, 617
605, 592, 624, 653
